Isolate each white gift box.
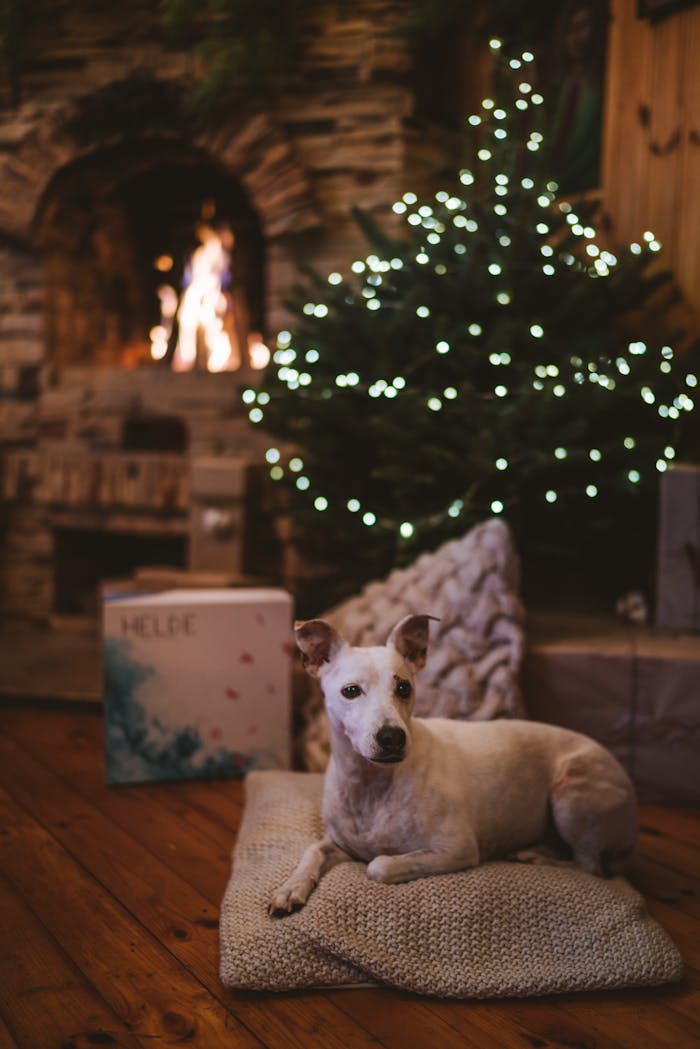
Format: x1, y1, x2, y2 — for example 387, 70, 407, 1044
103, 587, 293, 784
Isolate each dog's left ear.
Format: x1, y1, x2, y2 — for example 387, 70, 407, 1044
387, 614, 438, 671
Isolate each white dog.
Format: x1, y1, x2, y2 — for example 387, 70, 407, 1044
269, 614, 637, 915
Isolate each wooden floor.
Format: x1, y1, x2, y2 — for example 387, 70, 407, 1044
1, 706, 699, 1049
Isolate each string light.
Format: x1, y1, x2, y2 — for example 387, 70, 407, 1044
254, 47, 698, 546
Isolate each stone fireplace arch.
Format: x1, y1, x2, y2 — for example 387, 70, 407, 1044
1, 73, 320, 244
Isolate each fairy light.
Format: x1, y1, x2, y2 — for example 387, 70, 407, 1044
554, 447, 567, 459
270, 466, 284, 481
363, 511, 376, 526
242, 388, 256, 405
249, 408, 263, 423
468, 323, 482, 337
586, 485, 598, 497
347, 499, 360, 512
628, 470, 641, 483
296, 476, 310, 490
545, 490, 557, 503
399, 522, 414, 539
265, 448, 280, 464
496, 458, 508, 470
491, 500, 504, 513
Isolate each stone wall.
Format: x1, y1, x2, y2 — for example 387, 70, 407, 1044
0, 0, 453, 623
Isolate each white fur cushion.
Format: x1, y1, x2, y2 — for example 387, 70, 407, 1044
219, 771, 684, 997
299, 519, 526, 771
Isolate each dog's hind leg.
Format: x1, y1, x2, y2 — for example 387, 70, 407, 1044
269, 836, 351, 916
549, 750, 637, 877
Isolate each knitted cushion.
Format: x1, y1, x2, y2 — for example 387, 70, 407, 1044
219, 771, 684, 998
299, 518, 526, 771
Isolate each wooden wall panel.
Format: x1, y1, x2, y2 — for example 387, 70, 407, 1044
602, 0, 700, 320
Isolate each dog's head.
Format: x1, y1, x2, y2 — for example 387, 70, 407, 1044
295, 614, 436, 766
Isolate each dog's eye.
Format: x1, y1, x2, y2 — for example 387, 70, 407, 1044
395, 679, 412, 699
341, 684, 361, 699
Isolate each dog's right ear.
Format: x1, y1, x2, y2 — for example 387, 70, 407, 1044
294, 619, 345, 677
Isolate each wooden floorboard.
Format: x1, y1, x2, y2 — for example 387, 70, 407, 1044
1, 706, 699, 1049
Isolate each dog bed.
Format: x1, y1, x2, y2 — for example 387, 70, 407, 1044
219, 771, 684, 997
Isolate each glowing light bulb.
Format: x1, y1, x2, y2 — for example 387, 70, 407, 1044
491, 500, 504, 514
347, 499, 360, 512
399, 522, 414, 539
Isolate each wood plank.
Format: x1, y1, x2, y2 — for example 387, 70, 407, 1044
0, 874, 144, 1049
0, 1017, 19, 1049
3, 704, 700, 1049
0, 721, 389, 1049
637, 813, 700, 882
0, 786, 264, 1049
634, 855, 700, 921
1, 710, 633, 1049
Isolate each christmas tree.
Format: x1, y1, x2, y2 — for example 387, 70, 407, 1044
246, 39, 699, 610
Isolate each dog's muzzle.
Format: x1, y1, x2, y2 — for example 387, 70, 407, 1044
373, 725, 406, 763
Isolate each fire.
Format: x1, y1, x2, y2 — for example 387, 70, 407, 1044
150, 217, 269, 372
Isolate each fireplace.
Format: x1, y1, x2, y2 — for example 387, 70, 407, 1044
36, 138, 267, 373
0, 1, 443, 625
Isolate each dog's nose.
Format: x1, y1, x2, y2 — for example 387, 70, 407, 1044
375, 725, 406, 753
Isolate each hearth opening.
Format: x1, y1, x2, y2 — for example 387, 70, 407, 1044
35, 142, 267, 371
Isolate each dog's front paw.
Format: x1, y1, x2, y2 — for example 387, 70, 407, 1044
268, 876, 315, 917
366, 855, 396, 883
